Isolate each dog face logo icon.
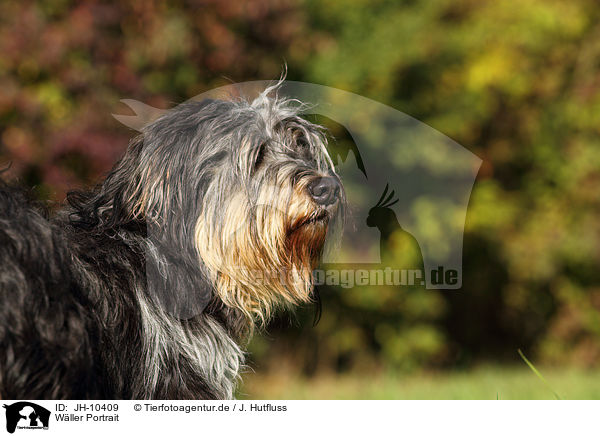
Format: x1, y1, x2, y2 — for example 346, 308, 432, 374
2, 402, 50, 433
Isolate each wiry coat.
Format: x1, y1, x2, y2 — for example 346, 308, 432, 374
0, 176, 243, 399
0, 89, 341, 399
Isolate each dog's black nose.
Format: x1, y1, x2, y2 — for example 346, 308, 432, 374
308, 177, 340, 206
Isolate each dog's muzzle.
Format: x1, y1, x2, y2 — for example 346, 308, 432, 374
308, 176, 341, 207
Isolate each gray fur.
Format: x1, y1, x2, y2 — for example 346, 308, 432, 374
0, 82, 342, 399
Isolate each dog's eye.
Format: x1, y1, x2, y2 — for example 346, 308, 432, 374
296, 133, 309, 150
254, 143, 266, 170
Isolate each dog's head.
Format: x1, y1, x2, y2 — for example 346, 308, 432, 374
83, 84, 344, 321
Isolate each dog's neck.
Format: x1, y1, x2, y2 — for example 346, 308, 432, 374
61, 215, 248, 399
132, 233, 249, 398
134, 290, 245, 399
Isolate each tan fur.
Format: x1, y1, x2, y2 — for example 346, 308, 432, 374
194, 176, 328, 324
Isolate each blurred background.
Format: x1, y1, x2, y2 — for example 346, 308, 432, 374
1, 0, 600, 399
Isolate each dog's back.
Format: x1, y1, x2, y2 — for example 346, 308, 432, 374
0, 183, 222, 400
0, 183, 104, 399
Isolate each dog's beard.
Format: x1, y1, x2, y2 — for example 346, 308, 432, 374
286, 180, 331, 270
194, 177, 334, 324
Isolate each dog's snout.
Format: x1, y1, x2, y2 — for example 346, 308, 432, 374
308, 177, 340, 206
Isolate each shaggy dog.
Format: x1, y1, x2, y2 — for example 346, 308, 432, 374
0, 84, 344, 399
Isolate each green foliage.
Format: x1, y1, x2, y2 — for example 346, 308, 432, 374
290, 0, 600, 372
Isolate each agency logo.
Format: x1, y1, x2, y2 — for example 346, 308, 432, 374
113, 80, 482, 318
2, 402, 50, 434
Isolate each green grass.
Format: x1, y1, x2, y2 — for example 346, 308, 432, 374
518, 349, 561, 400
239, 365, 600, 399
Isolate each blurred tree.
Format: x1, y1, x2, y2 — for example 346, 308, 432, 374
296, 0, 600, 369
